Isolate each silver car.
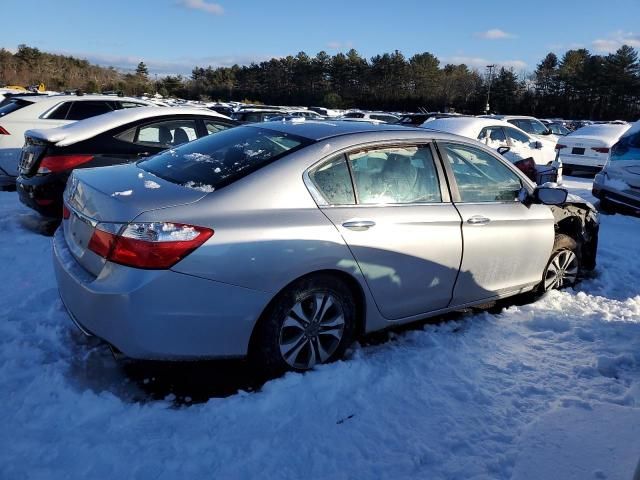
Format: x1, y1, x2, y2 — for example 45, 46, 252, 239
53, 121, 599, 376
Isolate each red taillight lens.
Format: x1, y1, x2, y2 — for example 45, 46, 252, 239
88, 228, 118, 258
591, 147, 610, 154
88, 222, 213, 269
0, 126, 10, 135
37, 154, 94, 174
62, 204, 71, 220
555, 144, 567, 150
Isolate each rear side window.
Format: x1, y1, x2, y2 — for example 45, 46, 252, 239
478, 127, 507, 147
139, 126, 311, 192
310, 155, 355, 205
46, 102, 72, 119
0, 99, 33, 117
347, 145, 442, 204
66, 101, 114, 120
135, 119, 198, 147
610, 129, 640, 162
344, 112, 364, 119
204, 120, 233, 135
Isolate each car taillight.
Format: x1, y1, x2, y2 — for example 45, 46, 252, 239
62, 204, 71, 220
0, 126, 10, 135
37, 154, 94, 174
555, 144, 567, 150
591, 147, 610, 154
88, 222, 213, 269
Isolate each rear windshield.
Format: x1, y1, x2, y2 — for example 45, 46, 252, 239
139, 126, 312, 192
0, 98, 33, 117
610, 128, 640, 162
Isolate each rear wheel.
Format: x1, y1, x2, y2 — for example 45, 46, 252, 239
250, 274, 357, 378
541, 234, 580, 292
562, 165, 573, 176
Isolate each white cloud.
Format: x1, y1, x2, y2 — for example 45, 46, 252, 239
327, 41, 354, 50
51, 50, 273, 76
592, 31, 640, 53
446, 56, 527, 71
475, 29, 515, 40
178, 0, 224, 15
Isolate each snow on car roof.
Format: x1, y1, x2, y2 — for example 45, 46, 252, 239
421, 117, 519, 138
567, 123, 631, 143
26, 106, 229, 147
12, 93, 150, 104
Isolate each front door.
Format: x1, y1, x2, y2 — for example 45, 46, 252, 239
437, 141, 555, 305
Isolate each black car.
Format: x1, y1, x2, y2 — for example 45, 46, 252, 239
17, 107, 236, 218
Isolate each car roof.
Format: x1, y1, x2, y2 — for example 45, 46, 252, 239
13, 94, 151, 104
254, 119, 425, 140
26, 106, 229, 147
421, 117, 518, 138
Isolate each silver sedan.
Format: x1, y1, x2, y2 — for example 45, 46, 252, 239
54, 121, 598, 376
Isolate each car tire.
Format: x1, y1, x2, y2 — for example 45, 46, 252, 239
250, 274, 357, 378
563, 165, 573, 176
540, 234, 581, 293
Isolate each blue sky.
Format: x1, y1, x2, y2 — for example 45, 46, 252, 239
1, 0, 639, 76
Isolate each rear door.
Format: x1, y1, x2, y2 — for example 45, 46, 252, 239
437, 141, 554, 305
311, 144, 463, 320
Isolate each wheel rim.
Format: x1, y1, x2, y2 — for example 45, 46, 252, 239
543, 249, 579, 291
278, 292, 345, 370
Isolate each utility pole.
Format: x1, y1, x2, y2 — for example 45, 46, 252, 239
485, 64, 496, 114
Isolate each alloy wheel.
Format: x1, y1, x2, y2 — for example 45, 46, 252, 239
278, 292, 345, 370
544, 249, 579, 291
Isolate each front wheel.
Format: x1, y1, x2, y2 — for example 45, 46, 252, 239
541, 234, 580, 292
250, 274, 357, 378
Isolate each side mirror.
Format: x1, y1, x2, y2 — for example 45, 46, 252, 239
497, 146, 511, 155
542, 129, 552, 135
535, 186, 568, 205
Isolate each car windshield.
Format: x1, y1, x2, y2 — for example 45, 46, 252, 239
0, 98, 33, 117
139, 126, 312, 192
610, 128, 640, 162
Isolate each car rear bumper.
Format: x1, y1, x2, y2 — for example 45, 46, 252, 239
592, 184, 640, 210
16, 173, 67, 217
559, 154, 606, 171
53, 228, 272, 360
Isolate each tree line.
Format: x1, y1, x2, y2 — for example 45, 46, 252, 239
2, 44, 639, 120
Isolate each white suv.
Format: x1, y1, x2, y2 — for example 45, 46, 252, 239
0, 94, 154, 189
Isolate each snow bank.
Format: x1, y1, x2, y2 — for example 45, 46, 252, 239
0, 176, 639, 479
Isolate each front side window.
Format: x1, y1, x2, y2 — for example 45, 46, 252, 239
139, 126, 311, 191
504, 127, 531, 146
309, 155, 355, 205
441, 143, 522, 203
478, 127, 507, 148
344, 112, 364, 119
135, 119, 198, 147
66, 101, 114, 120
347, 145, 441, 204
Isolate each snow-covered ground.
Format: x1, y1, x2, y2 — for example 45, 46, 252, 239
1, 176, 639, 479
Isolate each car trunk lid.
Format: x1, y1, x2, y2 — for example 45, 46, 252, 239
63, 163, 208, 276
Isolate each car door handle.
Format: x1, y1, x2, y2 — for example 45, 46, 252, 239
137, 152, 151, 158
342, 219, 376, 230
466, 215, 491, 225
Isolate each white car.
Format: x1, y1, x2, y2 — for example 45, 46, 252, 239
340, 111, 400, 124
422, 117, 558, 166
557, 123, 632, 175
480, 115, 559, 145
592, 121, 640, 212
0, 94, 154, 189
